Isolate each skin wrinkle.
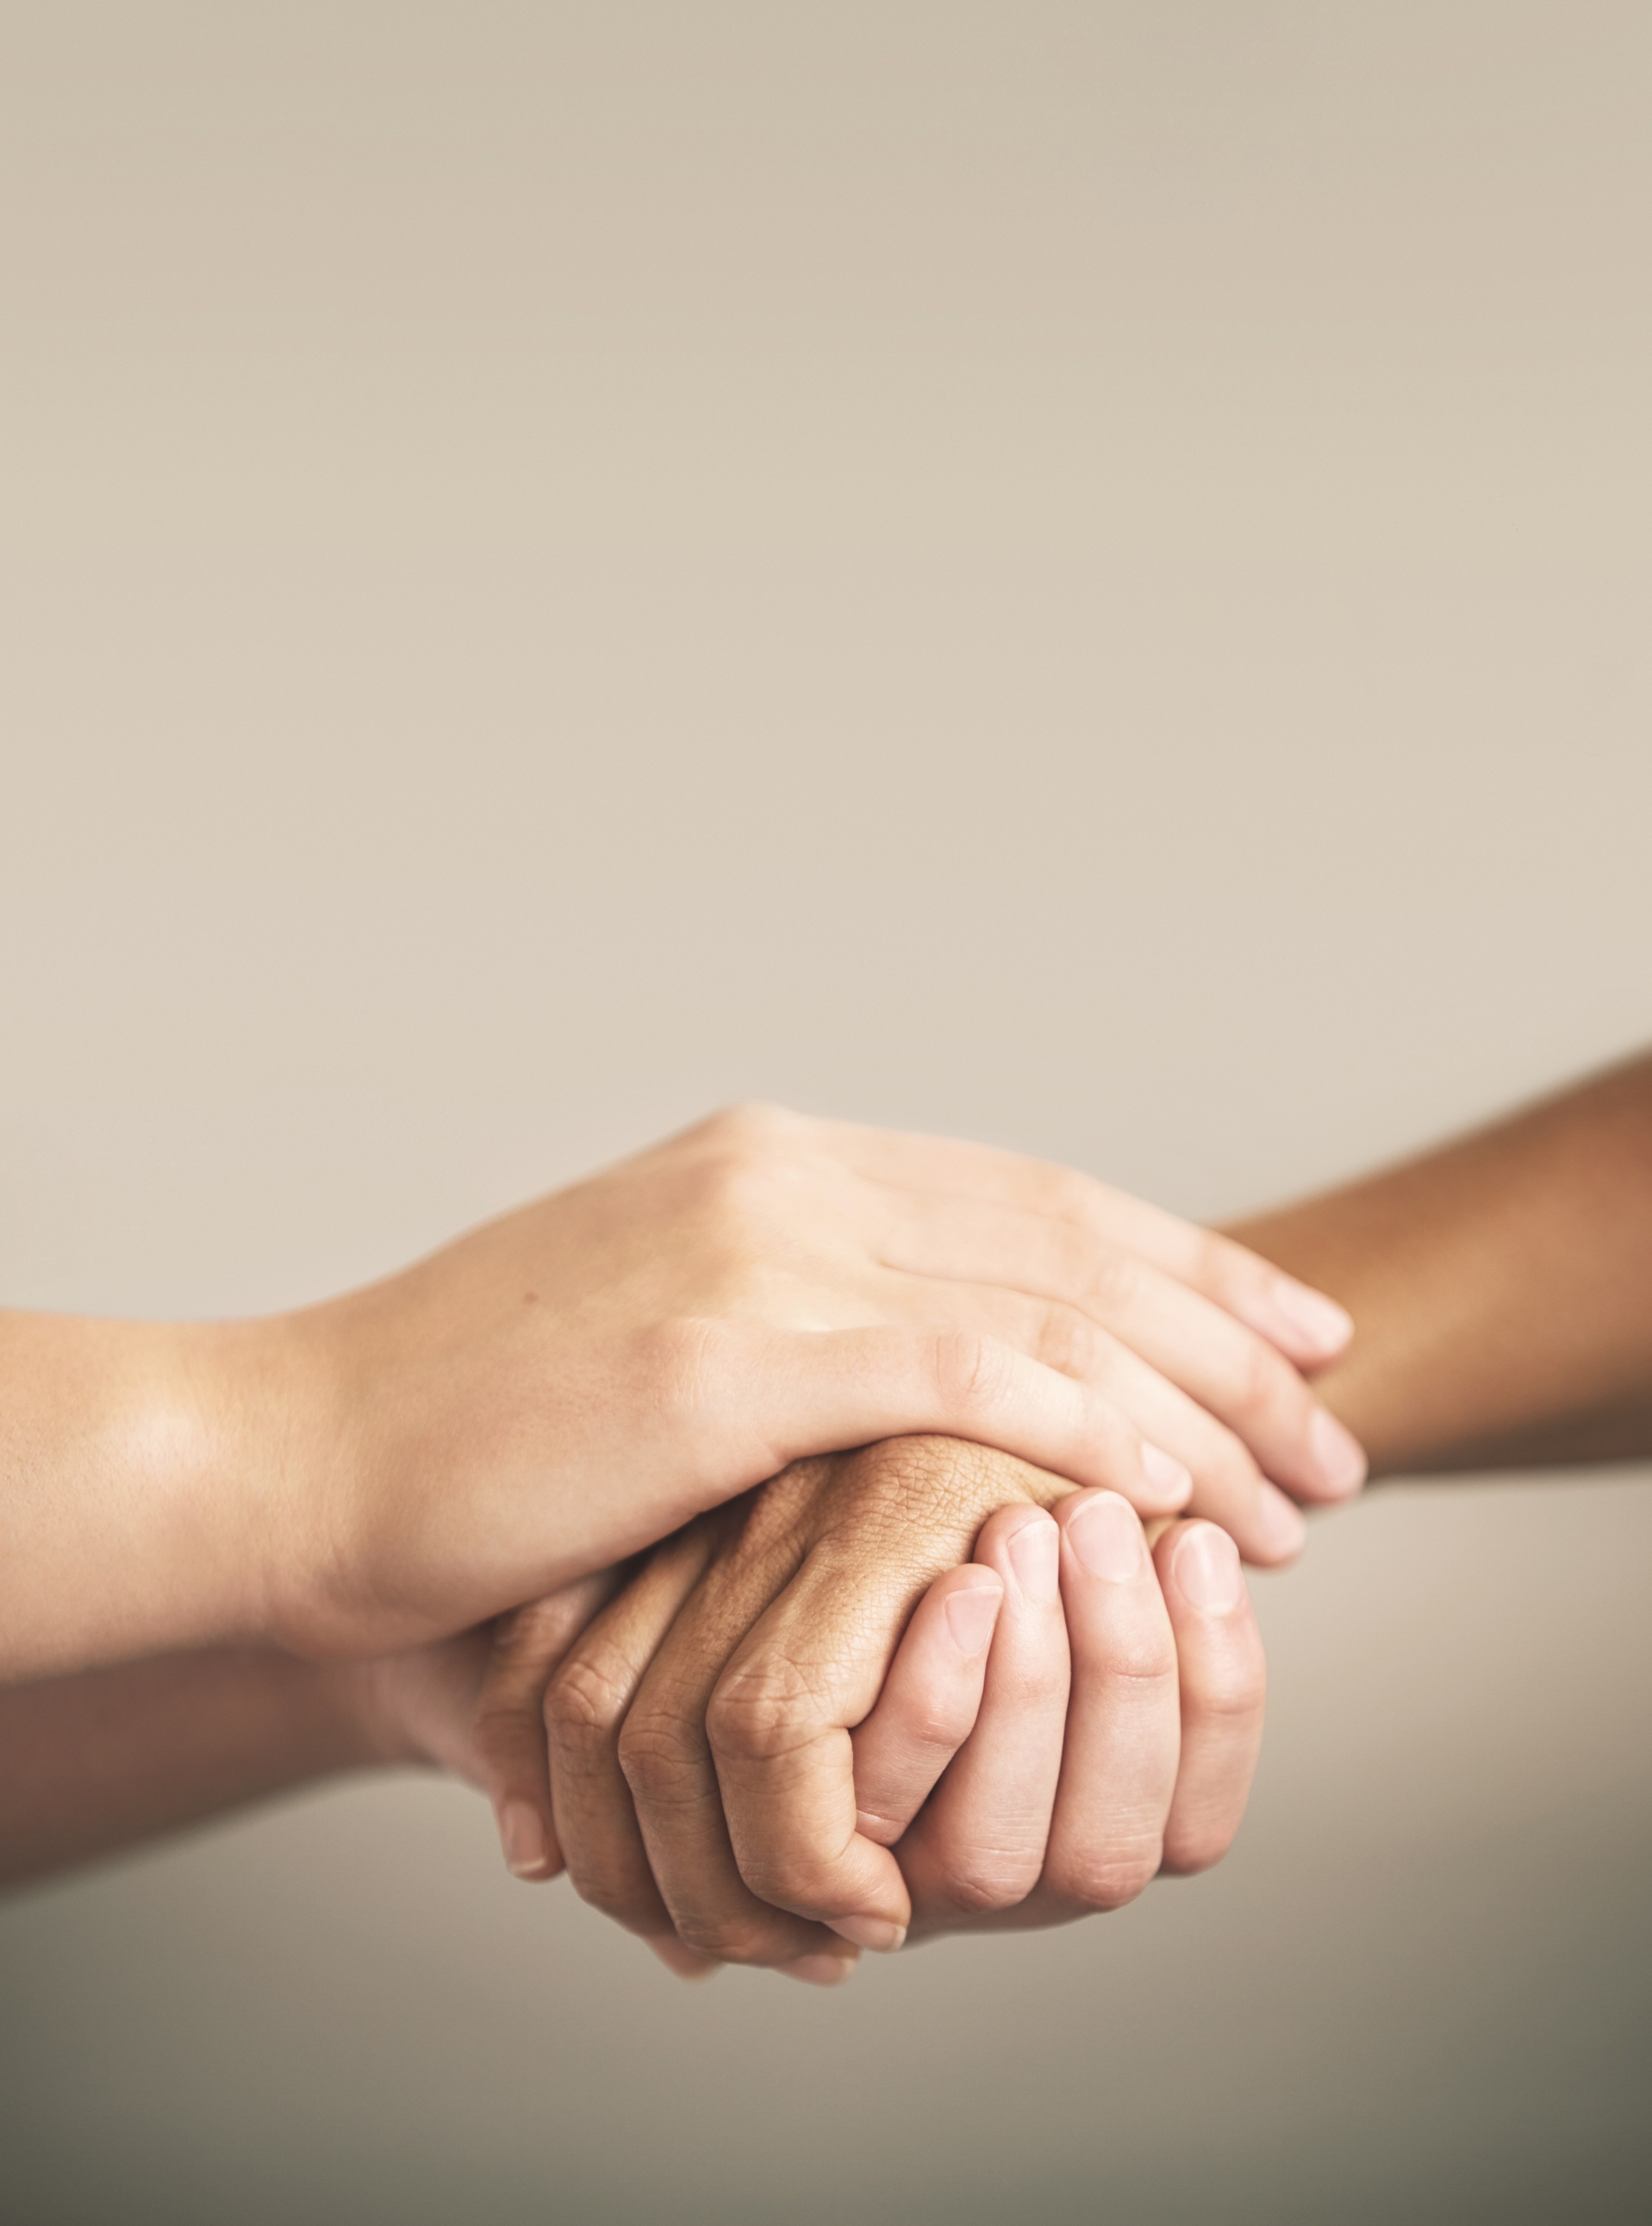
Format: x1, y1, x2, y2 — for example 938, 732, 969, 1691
543, 1646, 645, 1752
704, 1657, 839, 1766
522, 1435, 1250, 1967
31, 1063, 1652, 1970
5, 1093, 1329, 1913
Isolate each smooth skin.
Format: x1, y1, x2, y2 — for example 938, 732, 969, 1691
1228, 1049, 1652, 1472
0, 1105, 1360, 1682
471, 1050, 1652, 1978
0, 1637, 492, 1893
16, 1052, 1647, 1935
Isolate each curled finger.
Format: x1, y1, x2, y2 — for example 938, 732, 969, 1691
1152, 1519, 1267, 1875
849, 1564, 1003, 1846
473, 1571, 620, 1881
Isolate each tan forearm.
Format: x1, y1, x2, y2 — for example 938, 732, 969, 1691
0, 1646, 386, 1891
1226, 1051, 1652, 1475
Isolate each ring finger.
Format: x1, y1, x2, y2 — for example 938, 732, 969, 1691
887, 1280, 1307, 1564
996, 1488, 1182, 1930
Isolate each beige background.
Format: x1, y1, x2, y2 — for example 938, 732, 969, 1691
2, 4, 1650, 2219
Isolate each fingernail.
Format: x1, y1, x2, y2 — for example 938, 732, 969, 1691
777, 1952, 858, 1987
943, 1582, 1002, 1657
828, 1915, 907, 1953
1310, 1408, 1368, 1497
645, 1935, 721, 1981
1256, 1482, 1308, 1560
1171, 1522, 1245, 1614
1007, 1516, 1061, 1605
1269, 1277, 1354, 1356
499, 1799, 554, 1879
1067, 1491, 1146, 1582
1140, 1442, 1193, 1507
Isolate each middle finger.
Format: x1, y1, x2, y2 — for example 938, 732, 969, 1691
1000, 1489, 1182, 1929
873, 1193, 1366, 1504
900, 1503, 1072, 1935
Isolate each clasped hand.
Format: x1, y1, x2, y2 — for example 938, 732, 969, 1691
328, 1107, 1361, 1981
448, 1439, 1269, 1981
0, 1105, 1356, 1961
276, 1102, 1361, 1657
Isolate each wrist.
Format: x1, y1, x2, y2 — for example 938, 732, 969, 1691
329, 1635, 493, 1786
188, 1308, 359, 1657
319, 1655, 430, 1771
0, 1311, 310, 1679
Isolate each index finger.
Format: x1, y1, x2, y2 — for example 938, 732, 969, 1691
704, 1536, 951, 1953
1151, 1518, 1267, 1874
473, 1572, 623, 1882
848, 1563, 1003, 1845
817, 1118, 1353, 1366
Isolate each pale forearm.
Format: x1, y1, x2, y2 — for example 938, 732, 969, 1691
0, 1645, 389, 1890
1227, 1052, 1652, 1474
0, 1313, 295, 1680
0, 1111, 1367, 1681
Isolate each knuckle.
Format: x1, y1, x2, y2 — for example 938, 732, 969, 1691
568, 1863, 659, 1928
1046, 1168, 1118, 1244
1034, 1303, 1104, 1382
932, 1329, 1018, 1420
905, 1701, 977, 1751
936, 1847, 1044, 1916
1055, 1835, 1165, 1913
614, 1700, 703, 1807
683, 1106, 814, 1228
1226, 1335, 1299, 1433
544, 1650, 631, 1764
470, 1697, 535, 1776
1159, 1815, 1243, 1877
697, 1146, 781, 1225
700, 1099, 800, 1150
1099, 1631, 1180, 1690
999, 1655, 1071, 1714
1196, 1656, 1268, 1723
735, 1846, 836, 1915
674, 1911, 790, 1966
1184, 1224, 1230, 1297
1189, 1424, 1266, 1512
615, 1710, 707, 1805
1088, 1246, 1145, 1318
706, 1651, 822, 1766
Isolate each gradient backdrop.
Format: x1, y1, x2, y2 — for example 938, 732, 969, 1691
2, 5, 1649, 2221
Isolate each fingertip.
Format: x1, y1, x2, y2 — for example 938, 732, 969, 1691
1001, 1508, 1062, 1605
1062, 1488, 1150, 1582
1167, 1520, 1246, 1617
497, 1798, 559, 1881
644, 1934, 722, 1981
777, 1950, 859, 1987
940, 1572, 1005, 1658
1308, 1407, 1368, 1499
1249, 1482, 1309, 1566
1263, 1275, 1355, 1362
827, 1914, 906, 1953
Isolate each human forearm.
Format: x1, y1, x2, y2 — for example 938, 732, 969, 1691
0, 1313, 304, 1680
0, 1644, 393, 1890
2, 1110, 1363, 1682
1226, 1052, 1652, 1474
